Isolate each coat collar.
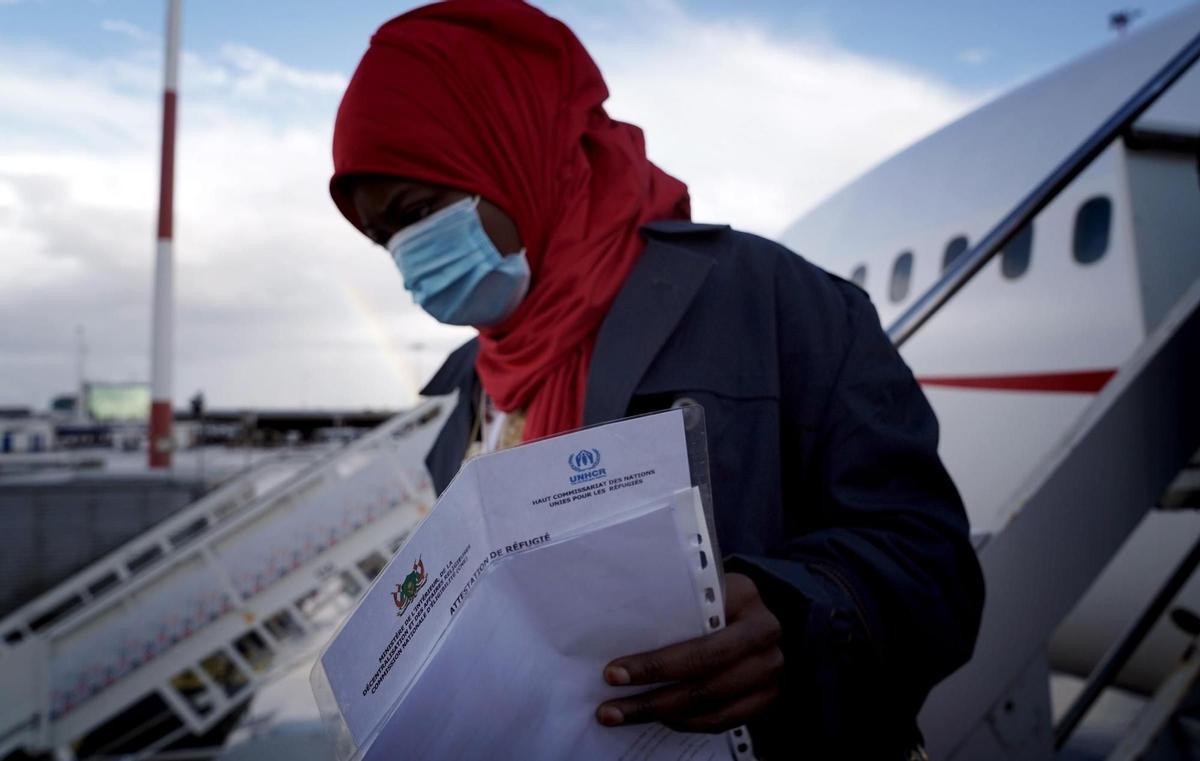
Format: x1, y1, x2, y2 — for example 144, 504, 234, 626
582, 221, 727, 423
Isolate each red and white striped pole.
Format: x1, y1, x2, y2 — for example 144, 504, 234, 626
148, 0, 181, 469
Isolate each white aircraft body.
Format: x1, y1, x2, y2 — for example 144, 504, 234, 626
779, 5, 1200, 697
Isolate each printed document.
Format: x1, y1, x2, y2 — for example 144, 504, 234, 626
311, 408, 734, 760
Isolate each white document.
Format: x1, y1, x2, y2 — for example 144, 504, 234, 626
311, 409, 733, 761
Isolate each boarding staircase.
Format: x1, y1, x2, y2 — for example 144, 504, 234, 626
901, 29, 1200, 761
0, 396, 453, 760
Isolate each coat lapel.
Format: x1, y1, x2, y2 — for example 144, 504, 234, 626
420, 339, 480, 494
583, 224, 723, 424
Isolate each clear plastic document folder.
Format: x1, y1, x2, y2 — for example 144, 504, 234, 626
310, 407, 748, 760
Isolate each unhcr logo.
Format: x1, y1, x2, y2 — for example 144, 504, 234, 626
568, 448, 606, 484
568, 448, 601, 472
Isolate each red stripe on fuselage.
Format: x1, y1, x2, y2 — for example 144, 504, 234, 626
917, 369, 1116, 393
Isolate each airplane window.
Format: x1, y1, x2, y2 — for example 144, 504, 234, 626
1001, 222, 1034, 280
1074, 196, 1112, 264
942, 235, 969, 273
850, 264, 867, 288
889, 251, 913, 303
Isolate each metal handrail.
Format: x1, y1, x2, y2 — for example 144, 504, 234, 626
0, 400, 440, 643
1053, 533, 1200, 748
887, 31, 1200, 348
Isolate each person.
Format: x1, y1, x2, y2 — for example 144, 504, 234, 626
328, 1, 984, 757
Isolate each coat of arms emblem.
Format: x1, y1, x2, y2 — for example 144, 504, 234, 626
391, 557, 427, 616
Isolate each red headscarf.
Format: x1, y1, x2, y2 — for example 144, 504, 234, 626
330, 0, 690, 441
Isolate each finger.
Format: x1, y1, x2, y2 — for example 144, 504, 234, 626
723, 572, 759, 616
606, 629, 742, 687
598, 646, 783, 726
664, 685, 782, 734
606, 609, 780, 686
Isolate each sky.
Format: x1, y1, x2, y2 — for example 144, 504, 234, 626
1, 0, 1195, 412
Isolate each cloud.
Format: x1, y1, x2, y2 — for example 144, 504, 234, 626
101, 19, 151, 43
592, 11, 982, 235
0, 38, 448, 411
0, 2, 982, 411
218, 43, 347, 97
957, 47, 992, 65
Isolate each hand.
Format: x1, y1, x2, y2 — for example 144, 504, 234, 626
596, 572, 783, 733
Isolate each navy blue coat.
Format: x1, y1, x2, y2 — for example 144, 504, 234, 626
421, 220, 984, 757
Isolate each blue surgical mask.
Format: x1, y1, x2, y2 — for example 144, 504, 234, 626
386, 196, 531, 326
